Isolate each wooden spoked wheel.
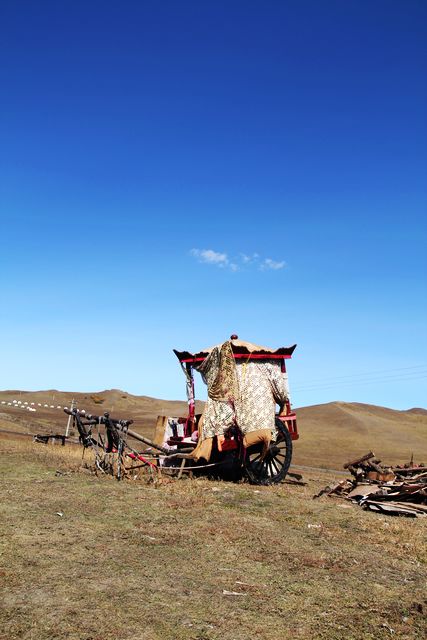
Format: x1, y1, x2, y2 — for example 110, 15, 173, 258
244, 418, 293, 485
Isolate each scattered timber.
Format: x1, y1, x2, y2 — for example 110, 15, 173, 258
314, 452, 427, 518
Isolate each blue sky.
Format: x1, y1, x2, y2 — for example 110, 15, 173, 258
1, 0, 426, 409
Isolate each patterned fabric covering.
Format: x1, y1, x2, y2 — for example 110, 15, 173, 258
198, 340, 239, 403
195, 341, 289, 443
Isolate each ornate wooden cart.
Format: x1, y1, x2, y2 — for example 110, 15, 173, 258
65, 337, 299, 485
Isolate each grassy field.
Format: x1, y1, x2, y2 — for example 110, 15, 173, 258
292, 402, 427, 469
1, 437, 426, 640
1, 390, 426, 471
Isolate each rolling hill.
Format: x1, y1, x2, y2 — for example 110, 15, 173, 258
0, 390, 425, 469
293, 401, 427, 468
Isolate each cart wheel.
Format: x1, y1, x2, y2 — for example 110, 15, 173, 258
244, 418, 292, 485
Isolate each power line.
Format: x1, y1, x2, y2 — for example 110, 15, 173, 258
293, 371, 427, 392
291, 363, 427, 387
293, 372, 427, 393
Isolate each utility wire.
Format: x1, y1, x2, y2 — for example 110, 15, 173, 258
293, 369, 427, 390
293, 372, 427, 393
291, 363, 427, 387
293, 371, 427, 391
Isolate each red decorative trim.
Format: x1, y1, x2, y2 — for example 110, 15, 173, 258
277, 413, 299, 440
180, 353, 292, 363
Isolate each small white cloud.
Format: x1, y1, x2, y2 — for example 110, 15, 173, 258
190, 249, 287, 273
240, 252, 259, 264
190, 248, 228, 266
261, 258, 286, 271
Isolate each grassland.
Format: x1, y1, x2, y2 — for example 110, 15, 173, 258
1, 437, 426, 640
1, 390, 426, 471
292, 402, 427, 469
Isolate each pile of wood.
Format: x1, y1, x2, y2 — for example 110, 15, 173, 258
314, 452, 427, 518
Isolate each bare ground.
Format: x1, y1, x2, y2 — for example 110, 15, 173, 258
0, 438, 426, 640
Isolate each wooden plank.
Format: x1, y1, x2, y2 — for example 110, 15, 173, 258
343, 452, 375, 469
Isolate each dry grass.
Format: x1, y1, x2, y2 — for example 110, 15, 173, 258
2, 391, 426, 471
293, 402, 427, 469
1, 436, 426, 640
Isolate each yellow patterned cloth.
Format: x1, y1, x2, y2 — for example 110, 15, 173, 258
196, 341, 289, 442
201, 339, 239, 403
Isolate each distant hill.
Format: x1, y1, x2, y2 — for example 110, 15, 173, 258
0, 389, 201, 436
405, 407, 427, 416
293, 401, 427, 468
0, 390, 426, 469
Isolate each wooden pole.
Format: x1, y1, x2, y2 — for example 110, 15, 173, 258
123, 427, 170, 455
64, 398, 75, 437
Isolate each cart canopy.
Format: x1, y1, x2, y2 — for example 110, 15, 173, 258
174, 337, 296, 363
175, 337, 294, 463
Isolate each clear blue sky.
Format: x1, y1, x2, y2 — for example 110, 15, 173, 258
1, 1, 426, 409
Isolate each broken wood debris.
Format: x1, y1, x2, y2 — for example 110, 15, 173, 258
314, 452, 427, 518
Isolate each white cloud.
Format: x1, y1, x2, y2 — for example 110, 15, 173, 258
240, 252, 259, 264
190, 249, 286, 273
190, 248, 228, 266
260, 258, 286, 271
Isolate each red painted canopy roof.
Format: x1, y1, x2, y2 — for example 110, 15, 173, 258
174, 338, 297, 363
